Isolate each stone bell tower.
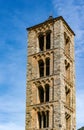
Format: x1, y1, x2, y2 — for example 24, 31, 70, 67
26, 16, 76, 130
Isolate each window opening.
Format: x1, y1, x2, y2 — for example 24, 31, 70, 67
37, 111, 49, 128
65, 60, 70, 80
38, 60, 44, 77
64, 32, 70, 56
39, 34, 44, 51
45, 84, 49, 102
65, 86, 70, 106
46, 32, 51, 50
46, 111, 49, 127
43, 112, 46, 128
46, 58, 50, 76
38, 112, 41, 128
38, 86, 44, 103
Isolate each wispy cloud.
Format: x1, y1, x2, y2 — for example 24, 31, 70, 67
0, 6, 26, 129
53, 0, 84, 52
0, 0, 84, 129
0, 1, 50, 130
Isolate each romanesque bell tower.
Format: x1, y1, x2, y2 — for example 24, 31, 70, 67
26, 16, 76, 130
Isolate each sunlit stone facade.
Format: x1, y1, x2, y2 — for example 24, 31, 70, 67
26, 16, 76, 130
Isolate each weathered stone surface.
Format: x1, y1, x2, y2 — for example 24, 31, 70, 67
26, 16, 76, 130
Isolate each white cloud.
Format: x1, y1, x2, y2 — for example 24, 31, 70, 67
53, 0, 84, 50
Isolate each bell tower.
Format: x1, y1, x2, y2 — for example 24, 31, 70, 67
26, 16, 76, 130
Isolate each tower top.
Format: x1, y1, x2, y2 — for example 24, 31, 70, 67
26, 16, 75, 35
48, 15, 53, 20
26, 14, 76, 130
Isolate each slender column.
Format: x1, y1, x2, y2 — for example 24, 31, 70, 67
43, 85, 46, 102
44, 34, 46, 51
50, 85, 52, 101
50, 52, 54, 75
41, 112, 43, 128
44, 60, 46, 77
49, 108, 52, 128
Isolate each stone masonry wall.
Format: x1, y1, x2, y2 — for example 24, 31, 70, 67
26, 17, 76, 130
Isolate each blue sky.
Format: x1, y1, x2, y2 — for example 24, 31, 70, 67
0, 0, 84, 129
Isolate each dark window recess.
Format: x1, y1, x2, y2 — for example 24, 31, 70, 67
65, 86, 70, 106
65, 86, 70, 95
64, 32, 70, 55
39, 35, 44, 51
38, 111, 49, 128
46, 33, 50, 50
43, 112, 46, 128
39, 60, 44, 77
66, 38, 69, 44
65, 60, 70, 70
45, 84, 49, 102
38, 86, 44, 103
38, 112, 41, 128
46, 111, 49, 127
46, 58, 50, 76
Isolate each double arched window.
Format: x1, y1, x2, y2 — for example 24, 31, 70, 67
38, 31, 51, 51
38, 84, 50, 103
38, 58, 50, 77
37, 84, 50, 128
38, 110, 49, 128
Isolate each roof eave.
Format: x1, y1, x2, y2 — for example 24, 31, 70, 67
26, 16, 75, 36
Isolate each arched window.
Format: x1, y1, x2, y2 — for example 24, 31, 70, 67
65, 86, 70, 106
43, 112, 46, 128
46, 58, 50, 76
45, 84, 50, 102
46, 32, 51, 50
38, 86, 44, 103
65, 60, 70, 80
37, 111, 49, 128
39, 34, 44, 51
64, 32, 70, 55
38, 60, 44, 77
38, 112, 41, 128
46, 111, 49, 127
